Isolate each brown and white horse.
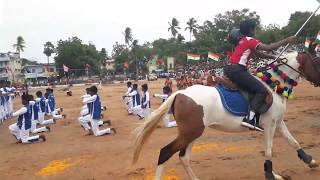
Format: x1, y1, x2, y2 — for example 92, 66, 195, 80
132, 51, 320, 180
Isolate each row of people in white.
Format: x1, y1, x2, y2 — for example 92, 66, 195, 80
123, 83, 177, 128
79, 86, 115, 136
8, 89, 65, 144
0, 84, 16, 123
124, 84, 151, 119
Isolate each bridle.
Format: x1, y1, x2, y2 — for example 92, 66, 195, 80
264, 52, 320, 87
265, 53, 304, 77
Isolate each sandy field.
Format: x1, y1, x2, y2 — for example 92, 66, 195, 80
0, 79, 319, 180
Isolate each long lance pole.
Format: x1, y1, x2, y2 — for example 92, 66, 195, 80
269, 2, 320, 65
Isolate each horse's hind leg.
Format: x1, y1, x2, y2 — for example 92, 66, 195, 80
155, 136, 196, 180
179, 142, 199, 180
278, 120, 318, 168
155, 94, 205, 180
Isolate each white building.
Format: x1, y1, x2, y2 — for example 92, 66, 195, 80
0, 52, 22, 81
24, 63, 57, 85
101, 59, 115, 71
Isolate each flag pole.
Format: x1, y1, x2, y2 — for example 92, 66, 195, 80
269, 2, 320, 65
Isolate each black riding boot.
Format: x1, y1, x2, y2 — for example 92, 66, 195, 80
242, 113, 264, 132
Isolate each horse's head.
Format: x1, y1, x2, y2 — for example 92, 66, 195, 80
275, 51, 320, 87
296, 52, 320, 87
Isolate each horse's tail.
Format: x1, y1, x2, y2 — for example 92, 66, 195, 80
132, 91, 179, 164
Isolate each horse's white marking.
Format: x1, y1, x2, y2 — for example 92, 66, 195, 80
154, 164, 164, 180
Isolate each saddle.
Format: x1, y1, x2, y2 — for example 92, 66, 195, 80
215, 76, 273, 114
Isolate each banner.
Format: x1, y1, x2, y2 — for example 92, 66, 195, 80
187, 53, 200, 62
208, 52, 220, 62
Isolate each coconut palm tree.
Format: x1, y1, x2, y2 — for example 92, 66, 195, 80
123, 27, 133, 48
13, 36, 26, 59
168, 18, 181, 38
185, 18, 198, 41
43, 41, 55, 65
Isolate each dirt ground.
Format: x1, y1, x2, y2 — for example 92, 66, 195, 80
0, 79, 319, 180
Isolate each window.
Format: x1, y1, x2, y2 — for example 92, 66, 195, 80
169, 64, 173, 69
32, 69, 36, 73
49, 68, 54, 72
42, 68, 45, 73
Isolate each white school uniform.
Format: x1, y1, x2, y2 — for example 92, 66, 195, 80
36, 97, 55, 125
78, 94, 103, 131
9, 106, 40, 143
124, 86, 133, 113
29, 101, 48, 134
82, 95, 111, 136
154, 93, 177, 128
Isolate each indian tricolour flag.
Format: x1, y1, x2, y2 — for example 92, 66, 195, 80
315, 31, 320, 44
187, 53, 200, 62
208, 52, 220, 62
305, 38, 311, 49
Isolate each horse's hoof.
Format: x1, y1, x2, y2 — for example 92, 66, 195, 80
62, 114, 66, 119
273, 173, 284, 180
46, 126, 51, 132
266, 171, 284, 180
309, 159, 319, 168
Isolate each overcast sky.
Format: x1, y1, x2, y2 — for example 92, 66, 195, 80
0, 0, 319, 63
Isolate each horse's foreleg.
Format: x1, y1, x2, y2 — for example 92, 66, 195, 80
179, 142, 199, 180
278, 120, 318, 168
264, 119, 284, 180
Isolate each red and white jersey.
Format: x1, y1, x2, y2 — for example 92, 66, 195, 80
229, 36, 260, 66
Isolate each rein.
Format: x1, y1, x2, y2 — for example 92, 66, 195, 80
265, 52, 320, 87
266, 56, 304, 78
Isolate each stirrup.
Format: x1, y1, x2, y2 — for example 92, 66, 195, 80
241, 117, 264, 132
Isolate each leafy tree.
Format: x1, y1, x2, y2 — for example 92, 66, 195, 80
256, 24, 282, 44
100, 48, 108, 65
54, 37, 101, 77
123, 27, 133, 48
13, 36, 26, 58
282, 12, 320, 42
43, 41, 55, 65
168, 18, 181, 38
185, 18, 198, 41
177, 34, 185, 43
111, 42, 130, 73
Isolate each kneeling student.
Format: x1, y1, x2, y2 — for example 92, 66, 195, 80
29, 95, 50, 134
154, 86, 177, 128
83, 86, 116, 136
8, 94, 46, 144
79, 88, 110, 135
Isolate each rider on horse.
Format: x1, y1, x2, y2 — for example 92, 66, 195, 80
225, 19, 296, 131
